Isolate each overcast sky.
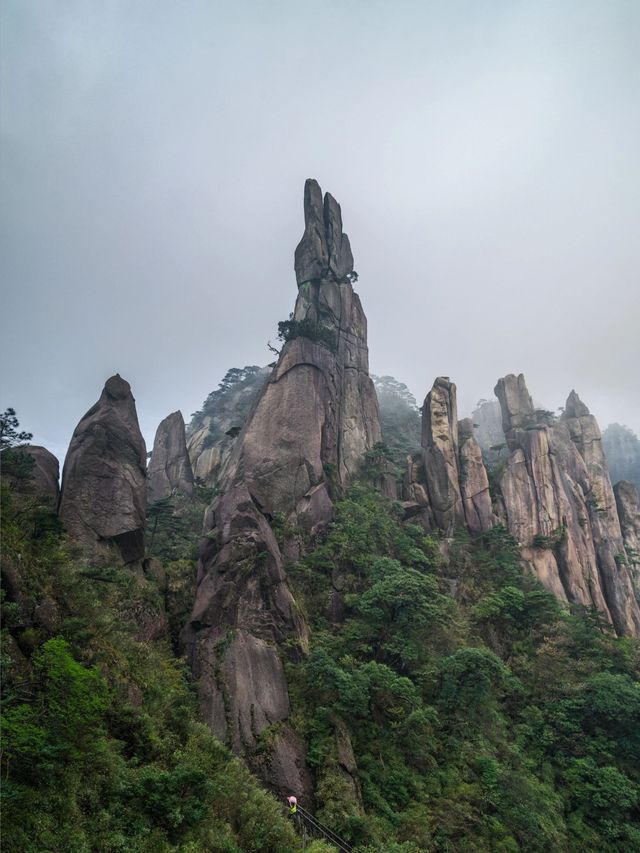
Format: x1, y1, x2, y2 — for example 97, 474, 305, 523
2, 0, 639, 462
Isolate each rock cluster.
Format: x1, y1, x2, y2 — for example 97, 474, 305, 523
403, 377, 493, 536
147, 411, 194, 503
185, 180, 382, 795
59, 374, 147, 565
495, 374, 640, 636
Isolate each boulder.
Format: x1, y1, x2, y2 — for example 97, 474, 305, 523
1, 445, 59, 502
59, 374, 147, 565
147, 411, 194, 502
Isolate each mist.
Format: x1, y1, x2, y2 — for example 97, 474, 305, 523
2, 0, 639, 462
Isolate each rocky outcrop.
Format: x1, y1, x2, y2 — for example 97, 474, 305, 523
147, 411, 194, 503
458, 419, 494, 535
185, 180, 382, 796
494, 374, 640, 636
1, 445, 59, 502
59, 375, 147, 565
561, 391, 639, 635
603, 424, 640, 493
421, 378, 465, 534
614, 481, 640, 595
401, 379, 493, 536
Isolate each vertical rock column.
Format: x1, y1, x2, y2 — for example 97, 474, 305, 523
147, 411, 194, 503
59, 374, 147, 565
185, 180, 383, 796
562, 392, 640, 635
458, 418, 494, 534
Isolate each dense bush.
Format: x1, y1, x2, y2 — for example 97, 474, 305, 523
285, 485, 640, 851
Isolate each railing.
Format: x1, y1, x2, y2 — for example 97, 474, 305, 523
294, 804, 353, 852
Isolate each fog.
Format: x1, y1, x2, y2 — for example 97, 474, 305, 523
2, 0, 639, 462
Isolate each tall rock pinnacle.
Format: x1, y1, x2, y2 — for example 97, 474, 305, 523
59, 375, 147, 565
185, 180, 382, 796
147, 411, 194, 503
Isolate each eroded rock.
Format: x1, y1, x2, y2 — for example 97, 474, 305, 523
59, 374, 147, 565
147, 411, 194, 503
186, 181, 382, 795
1, 445, 60, 503
494, 374, 640, 636
421, 377, 465, 534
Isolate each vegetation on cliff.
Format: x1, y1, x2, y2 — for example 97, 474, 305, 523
2, 408, 640, 852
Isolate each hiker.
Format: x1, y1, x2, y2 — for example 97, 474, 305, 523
287, 795, 297, 817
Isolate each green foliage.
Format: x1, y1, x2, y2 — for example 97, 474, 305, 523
285, 484, 640, 851
277, 315, 338, 352
371, 375, 422, 473
0, 406, 33, 450
0, 470, 302, 852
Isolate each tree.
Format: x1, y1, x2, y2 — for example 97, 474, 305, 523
0, 408, 33, 451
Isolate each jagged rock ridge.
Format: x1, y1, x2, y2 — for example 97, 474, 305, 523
59, 374, 147, 565
494, 374, 640, 636
185, 180, 382, 796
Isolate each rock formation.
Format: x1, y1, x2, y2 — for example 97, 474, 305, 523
458, 418, 494, 535
402, 378, 493, 536
614, 480, 640, 595
185, 180, 382, 796
59, 374, 147, 565
603, 423, 640, 493
1, 445, 59, 503
421, 378, 465, 533
147, 411, 194, 503
494, 374, 640, 636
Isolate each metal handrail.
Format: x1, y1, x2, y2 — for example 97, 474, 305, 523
295, 804, 353, 852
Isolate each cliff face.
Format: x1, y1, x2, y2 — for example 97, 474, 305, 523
1, 445, 60, 503
602, 423, 640, 493
495, 374, 640, 636
59, 375, 147, 565
147, 411, 194, 503
185, 180, 382, 795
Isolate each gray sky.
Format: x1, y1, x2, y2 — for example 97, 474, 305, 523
2, 0, 639, 463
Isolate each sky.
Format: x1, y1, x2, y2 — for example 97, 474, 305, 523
2, 0, 639, 463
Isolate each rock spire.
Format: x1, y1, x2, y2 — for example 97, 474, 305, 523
59, 374, 147, 565
185, 180, 382, 795
147, 411, 194, 503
